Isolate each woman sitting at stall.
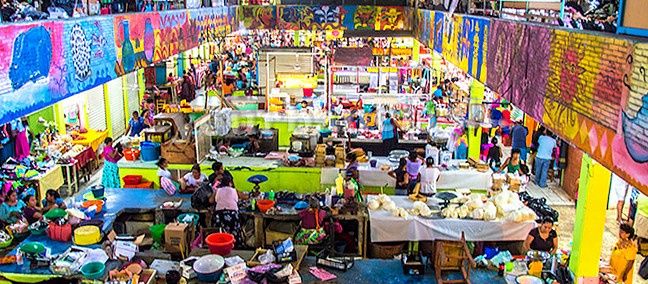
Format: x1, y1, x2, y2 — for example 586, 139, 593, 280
0, 190, 26, 224
208, 161, 234, 187
296, 198, 329, 245
102, 137, 122, 189
419, 157, 441, 196
42, 189, 66, 212
23, 195, 42, 224
609, 223, 638, 284
523, 216, 558, 254
157, 158, 180, 195
210, 176, 244, 245
180, 164, 208, 193
498, 148, 524, 174
406, 151, 423, 194
388, 158, 409, 196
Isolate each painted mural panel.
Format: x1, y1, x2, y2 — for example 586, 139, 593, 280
461, 16, 488, 82
0, 22, 64, 125
278, 6, 314, 30
416, 9, 431, 48
613, 43, 648, 191
64, 18, 117, 95
486, 21, 550, 120
189, 7, 228, 44
545, 30, 631, 132
433, 11, 444, 53
237, 6, 276, 29
238, 5, 411, 32
346, 5, 375, 31
114, 12, 160, 75
158, 10, 194, 62
376, 6, 407, 31
441, 14, 461, 67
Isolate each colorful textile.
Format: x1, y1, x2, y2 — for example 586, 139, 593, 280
212, 209, 244, 246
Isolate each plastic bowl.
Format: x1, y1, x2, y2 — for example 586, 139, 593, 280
257, 199, 275, 213
0, 235, 12, 249
82, 200, 105, 213
122, 175, 143, 186
81, 262, 106, 280
19, 242, 45, 255
177, 213, 200, 227
193, 254, 224, 282
205, 233, 235, 256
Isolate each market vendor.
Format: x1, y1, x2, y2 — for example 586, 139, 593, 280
180, 164, 208, 193
345, 152, 360, 181
296, 198, 329, 245
246, 133, 261, 155
208, 161, 234, 187
102, 137, 122, 189
523, 216, 558, 254
42, 189, 67, 212
388, 158, 409, 196
209, 176, 244, 245
125, 111, 146, 137
609, 223, 638, 284
157, 158, 180, 195
406, 151, 423, 194
498, 148, 524, 174
0, 190, 26, 224
22, 195, 42, 223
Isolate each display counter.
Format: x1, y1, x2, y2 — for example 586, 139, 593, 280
321, 158, 492, 190
117, 157, 322, 193
230, 111, 327, 147
367, 196, 536, 242
325, 137, 428, 156
119, 156, 490, 194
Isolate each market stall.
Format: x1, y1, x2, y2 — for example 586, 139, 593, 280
367, 195, 535, 242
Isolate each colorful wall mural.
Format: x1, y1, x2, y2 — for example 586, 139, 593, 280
414, 9, 648, 193
238, 5, 413, 31
0, 7, 235, 126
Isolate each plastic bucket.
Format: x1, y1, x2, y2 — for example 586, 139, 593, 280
140, 142, 160, 162
205, 233, 235, 256
149, 224, 166, 244
90, 185, 105, 199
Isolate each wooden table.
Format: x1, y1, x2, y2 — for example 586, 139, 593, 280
240, 209, 368, 257
71, 129, 108, 152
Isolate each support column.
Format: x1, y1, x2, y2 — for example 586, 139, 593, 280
467, 80, 485, 160
569, 154, 611, 283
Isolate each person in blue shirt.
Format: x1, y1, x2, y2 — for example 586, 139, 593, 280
511, 120, 529, 161
42, 189, 67, 213
433, 85, 443, 99
126, 111, 146, 137
534, 130, 557, 188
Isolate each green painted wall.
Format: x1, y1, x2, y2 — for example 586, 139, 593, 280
27, 106, 56, 134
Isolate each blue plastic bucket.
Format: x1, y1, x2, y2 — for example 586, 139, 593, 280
140, 141, 160, 162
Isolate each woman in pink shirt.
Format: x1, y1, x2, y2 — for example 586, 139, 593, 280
101, 137, 122, 188
210, 176, 245, 246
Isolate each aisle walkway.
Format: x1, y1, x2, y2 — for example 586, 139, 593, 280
526, 180, 574, 206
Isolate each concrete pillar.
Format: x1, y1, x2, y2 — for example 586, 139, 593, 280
569, 154, 611, 283
467, 80, 485, 160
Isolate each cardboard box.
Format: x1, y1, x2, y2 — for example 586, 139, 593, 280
164, 223, 190, 255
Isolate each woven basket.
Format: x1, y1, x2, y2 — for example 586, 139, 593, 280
370, 242, 406, 259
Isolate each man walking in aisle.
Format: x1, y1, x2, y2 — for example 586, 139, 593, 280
534, 130, 556, 188
511, 120, 529, 161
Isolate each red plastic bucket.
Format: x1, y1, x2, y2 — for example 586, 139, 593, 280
205, 233, 235, 256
